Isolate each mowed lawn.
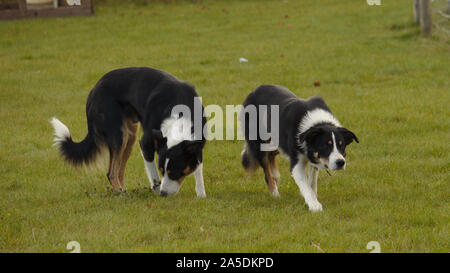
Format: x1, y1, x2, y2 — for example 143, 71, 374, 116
0, 0, 449, 252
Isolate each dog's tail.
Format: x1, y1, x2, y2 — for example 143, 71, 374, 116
50, 117, 102, 166
241, 143, 258, 172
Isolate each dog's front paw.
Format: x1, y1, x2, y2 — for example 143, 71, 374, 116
152, 180, 161, 194
308, 201, 323, 212
196, 191, 206, 198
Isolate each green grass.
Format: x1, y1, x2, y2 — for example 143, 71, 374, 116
0, 0, 449, 252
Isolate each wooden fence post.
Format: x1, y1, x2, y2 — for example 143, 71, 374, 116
413, 0, 420, 24
419, 0, 432, 36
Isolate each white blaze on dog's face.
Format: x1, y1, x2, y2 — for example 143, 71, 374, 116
300, 125, 358, 171
158, 142, 202, 196
153, 116, 204, 197
328, 133, 346, 170
160, 158, 183, 196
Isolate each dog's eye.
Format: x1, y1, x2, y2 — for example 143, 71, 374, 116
327, 140, 332, 146
339, 140, 343, 146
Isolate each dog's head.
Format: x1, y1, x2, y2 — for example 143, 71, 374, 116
152, 129, 204, 196
299, 124, 358, 170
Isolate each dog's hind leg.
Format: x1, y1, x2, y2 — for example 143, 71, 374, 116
107, 147, 124, 192
261, 152, 280, 197
268, 150, 280, 185
95, 102, 131, 192
117, 120, 139, 190
106, 124, 127, 192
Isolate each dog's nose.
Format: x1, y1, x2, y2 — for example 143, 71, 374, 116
160, 190, 168, 197
335, 159, 345, 169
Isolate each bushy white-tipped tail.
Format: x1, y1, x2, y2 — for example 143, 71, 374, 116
50, 117, 71, 145
49, 116, 101, 166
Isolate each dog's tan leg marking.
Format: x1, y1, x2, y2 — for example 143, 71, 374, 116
118, 120, 139, 189
106, 121, 135, 192
262, 153, 280, 197
268, 151, 280, 185
107, 149, 123, 192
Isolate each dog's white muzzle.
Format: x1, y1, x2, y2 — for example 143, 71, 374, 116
159, 175, 181, 197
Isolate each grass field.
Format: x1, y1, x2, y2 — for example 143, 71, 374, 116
0, 0, 449, 252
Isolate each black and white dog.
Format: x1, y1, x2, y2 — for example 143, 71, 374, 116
241, 85, 358, 212
50, 67, 206, 197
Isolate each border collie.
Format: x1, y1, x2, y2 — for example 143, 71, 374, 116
50, 67, 207, 197
240, 85, 358, 212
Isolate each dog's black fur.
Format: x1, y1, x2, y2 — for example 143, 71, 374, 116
242, 85, 358, 170
241, 85, 358, 209
52, 67, 206, 193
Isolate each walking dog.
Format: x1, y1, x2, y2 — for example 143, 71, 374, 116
240, 85, 358, 211
51, 67, 207, 197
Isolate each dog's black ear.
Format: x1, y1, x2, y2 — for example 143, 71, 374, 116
152, 129, 167, 150
338, 127, 359, 145
299, 126, 325, 144
182, 140, 204, 155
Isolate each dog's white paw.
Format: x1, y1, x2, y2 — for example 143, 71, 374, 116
196, 191, 206, 198
308, 201, 323, 212
152, 181, 161, 194
271, 188, 280, 197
